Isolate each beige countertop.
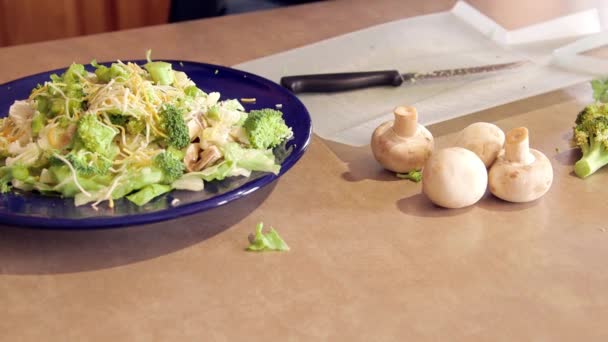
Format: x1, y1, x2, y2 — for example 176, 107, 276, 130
1, 0, 608, 340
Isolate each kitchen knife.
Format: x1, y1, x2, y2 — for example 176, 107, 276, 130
280, 61, 524, 94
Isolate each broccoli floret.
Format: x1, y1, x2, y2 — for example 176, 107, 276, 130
126, 119, 145, 135
66, 150, 112, 176
38, 63, 87, 117
62, 63, 87, 84
159, 104, 189, 149
573, 104, 608, 178
153, 151, 185, 183
108, 113, 129, 126
62, 64, 87, 115
243, 108, 292, 149
93, 62, 128, 83
76, 114, 118, 155
575, 103, 608, 125
108, 113, 145, 135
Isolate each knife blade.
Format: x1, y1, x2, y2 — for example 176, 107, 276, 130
280, 61, 525, 94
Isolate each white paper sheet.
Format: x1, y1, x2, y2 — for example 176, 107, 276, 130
236, 1, 603, 146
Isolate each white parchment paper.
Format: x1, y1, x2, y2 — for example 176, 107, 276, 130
236, 1, 604, 146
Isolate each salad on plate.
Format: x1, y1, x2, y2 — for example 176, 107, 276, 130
0, 52, 293, 208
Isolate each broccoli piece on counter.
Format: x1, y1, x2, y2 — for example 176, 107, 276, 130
246, 222, 290, 252
573, 103, 608, 178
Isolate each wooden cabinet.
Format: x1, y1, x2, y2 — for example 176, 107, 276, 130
0, 0, 170, 47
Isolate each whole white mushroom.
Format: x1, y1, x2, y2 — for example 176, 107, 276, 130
371, 106, 434, 173
422, 147, 488, 209
489, 127, 553, 203
454, 122, 505, 168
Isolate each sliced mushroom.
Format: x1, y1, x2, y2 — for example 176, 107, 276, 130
184, 143, 201, 172
185, 144, 222, 172
193, 146, 221, 171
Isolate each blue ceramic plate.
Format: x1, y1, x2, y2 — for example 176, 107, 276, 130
0, 60, 311, 229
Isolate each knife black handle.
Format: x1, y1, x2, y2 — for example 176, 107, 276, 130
280, 70, 403, 93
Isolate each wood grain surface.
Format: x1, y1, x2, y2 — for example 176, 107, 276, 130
0, 0, 170, 47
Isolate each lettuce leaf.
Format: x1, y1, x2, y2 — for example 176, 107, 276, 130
246, 222, 289, 252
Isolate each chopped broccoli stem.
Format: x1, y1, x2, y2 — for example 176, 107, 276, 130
574, 141, 608, 178
145, 61, 174, 85
572, 102, 608, 178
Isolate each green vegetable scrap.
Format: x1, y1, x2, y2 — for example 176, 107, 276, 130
396, 169, 422, 183
572, 80, 608, 178
591, 78, 608, 103
246, 222, 289, 252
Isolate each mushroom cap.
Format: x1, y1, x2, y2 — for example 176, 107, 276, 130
454, 122, 505, 168
488, 148, 553, 203
422, 147, 487, 209
371, 122, 434, 173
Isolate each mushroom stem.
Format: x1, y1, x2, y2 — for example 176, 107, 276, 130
392, 106, 418, 137
505, 127, 533, 164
